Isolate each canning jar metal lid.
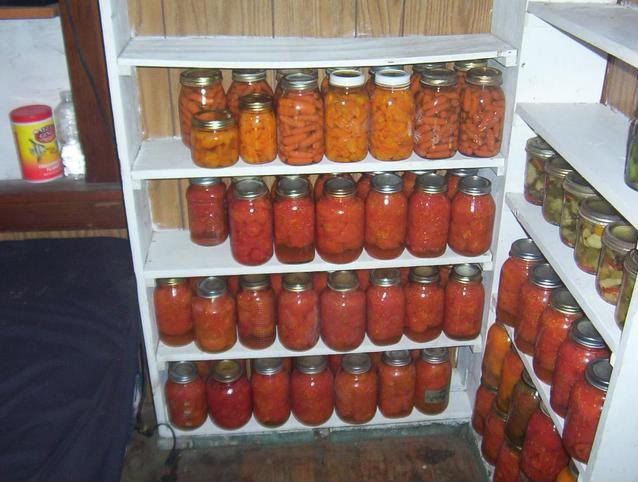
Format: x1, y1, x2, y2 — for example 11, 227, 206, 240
420, 68, 457, 87
329, 69, 365, 88
189, 177, 222, 186
168, 361, 198, 384
413, 62, 445, 73
579, 198, 621, 225
234, 178, 268, 200
253, 357, 284, 376
374, 69, 411, 88
525, 136, 556, 159
156, 277, 187, 287
240, 274, 271, 290
325, 66, 360, 75
212, 359, 243, 383
415, 172, 448, 193
192, 109, 235, 130
454, 59, 488, 72
570, 318, 606, 349
369, 65, 405, 75
452, 263, 482, 283
530, 263, 562, 289
371, 172, 403, 194
466, 67, 502, 86
458, 175, 491, 195
282, 72, 318, 90
327, 270, 359, 292
550, 287, 582, 314
448, 168, 479, 177
382, 350, 412, 367
325, 177, 356, 197
371, 268, 401, 287
197, 276, 228, 298
180, 68, 222, 87
563, 171, 596, 197
624, 249, 638, 276
296, 355, 327, 375
276, 68, 318, 81
239, 93, 273, 112
585, 358, 612, 392
510, 238, 544, 262
232, 69, 267, 82
282, 272, 313, 292
409, 266, 440, 284
277, 176, 310, 198
421, 347, 449, 364
342, 353, 372, 374
602, 222, 638, 254
544, 156, 573, 178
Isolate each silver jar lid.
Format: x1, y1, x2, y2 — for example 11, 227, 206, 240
327, 271, 359, 292
329, 69, 365, 88
466, 67, 502, 86
239, 93, 273, 112
530, 263, 562, 289
168, 361, 199, 384
234, 178, 268, 200
602, 222, 638, 254
544, 156, 573, 178
409, 266, 440, 284
415, 172, 448, 194
447, 168, 479, 177
420, 68, 457, 87
212, 359, 243, 383
192, 109, 235, 130
451, 264, 482, 283
579, 198, 621, 225
197, 276, 228, 298
569, 318, 607, 349
325, 177, 356, 197
624, 249, 638, 276
232, 69, 267, 82
156, 277, 187, 287
189, 177, 222, 187
454, 59, 488, 72
420, 347, 449, 364
277, 176, 310, 198
413, 62, 445, 73
563, 171, 596, 197
382, 350, 412, 367
240, 274, 271, 290
296, 355, 327, 375
253, 357, 284, 376
458, 175, 491, 196
374, 69, 411, 88
282, 272, 313, 292
282, 73, 318, 91
371, 268, 401, 287
549, 287, 582, 315
342, 353, 372, 374
525, 136, 556, 159
585, 358, 612, 392
371, 172, 403, 194
509, 238, 544, 262
369, 65, 405, 75
180, 68, 222, 87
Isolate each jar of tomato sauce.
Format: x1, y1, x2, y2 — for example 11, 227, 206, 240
366, 268, 405, 345
227, 69, 273, 118
179, 69, 226, 147
446, 167, 478, 200
514, 263, 562, 354
406, 172, 451, 257
496, 238, 544, 327
616, 249, 638, 329
449, 175, 495, 256
482, 402, 508, 465
494, 435, 523, 482
495, 347, 524, 413
154, 278, 193, 346
410, 62, 445, 95
238, 93, 277, 164
192, 277, 237, 353
481, 322, 511, 390
405, 266, 445, 342
365, 173, 408, 259
274, 176, 315, 264
472, 381, 498, 434
229, 178, 274, 266
414, 348, 452, 415
443, 264, 484, 340
335, 353, 378, 424
278, 273, 319, 350
236, 274, 276, 349
453, 59, 487, 91
596, 222, 638, 304
320, 271, 366, 351
523, 136, 556, 206
251, 357, 291, 428
365, 65, 403, 97
316, 177, 365, 263
533, 288, 583, 384
378, 350, 416, 418
291, 356, 334, 426
206, 360, 252, 430
564, 358, 612, 463
551, 319, 609, 417
165, 361, 207, 430
505, 371, 540, 446
186, 177, 227, 246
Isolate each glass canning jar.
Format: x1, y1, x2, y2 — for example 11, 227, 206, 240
443, 264, 484, 340
446, 167, 478, 200
559, 172, 597, 248
494, 435, 523, 482
320, 271, 366, 351
378, 350, 416, 418
453, 59, 488, 91
291, 356, 334, 426
495, 347, 524, 413
321, 66, 360, 94
401, 169, 428, 197
238, 93, 277, 164
414, 348, 452, 415
365, 64, 404, 97
274, 69, 317, 110
574, 198, 622, 274
596, 222, 638, 304
314, 172, 354, 201
192, 277, 237, 353
186, 177, 227, 246
366, 268, 405, 345
179, 68, 226, 147
616, 249, 638, 328
206, 360, 252, 430
541, 156, 573, 226
472, 381, 497, 434
236, 274, 276, 349
277, 273, 319, 350
481, 402, 508, 465
154, 277, 193, 346
365, 173, 407, 259
191, 109, 239, 168
481, 322, 511, 390
165, 361, 207, 430
356, 171, 381, 201
504, 371, 539, 446
524, 136, 556, 206
251, 358, 290, 428
405, 266, 445, 342
227, 69, 273, 118
626, 114, 638, 190
273, 176, 315, 264
335, 353, 378, 424
410, 62, 445, 95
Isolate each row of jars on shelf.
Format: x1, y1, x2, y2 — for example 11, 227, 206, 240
524, 136, 638, 327
154, 264, 485, 352
165, 349, 453, 431
187, 170, 496, 266
180, 59, 505, 168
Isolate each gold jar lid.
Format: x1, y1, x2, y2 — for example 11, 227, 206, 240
413, 62, 445, 73
192, 109, 235, 130
282, 272, 313, 292
420, 68, 457, 87
466, 67, 502, 86
282, 73, 318, 91
156, 277, 187, 287
180, 68, 222, 87
239, 93, 273, 112
212, 360, 243, 383
454, 59, 488, 72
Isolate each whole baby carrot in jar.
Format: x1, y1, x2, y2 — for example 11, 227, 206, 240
226, 69, 273, 118
366, 65, 404, 97
325, 69, 370, 163
238, 93, 277, 164
274, 176, 315, 264
274, 69, 318, 110
369, 69, 415, 161
454, 59, 488, 94
278, 73, 324, 165
410, 62, 445, 96
179, 69, 227, 147
414, 68, 461, 160
365, 173, 407, 259
191, 109, 239, 168
458, 67, 505, 158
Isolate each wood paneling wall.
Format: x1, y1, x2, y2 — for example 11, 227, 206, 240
0, 229, 128, 241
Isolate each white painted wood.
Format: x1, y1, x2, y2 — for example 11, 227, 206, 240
491, 0, 528, 53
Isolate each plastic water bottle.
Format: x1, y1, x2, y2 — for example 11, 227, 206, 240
54, 90, 85, 179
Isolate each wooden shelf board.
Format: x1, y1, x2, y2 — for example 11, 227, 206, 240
0, 3, 58, 20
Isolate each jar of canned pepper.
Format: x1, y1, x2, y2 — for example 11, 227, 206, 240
559, 172, 597, 247
335, 353, 378, 424
226, 69, 273, 118
574, 198, 621, 274
378, 350, 416, 418
596, 222, 637, 304
444, 263, 484, 340
165, 361, 208, 430
494, 435, 523, 482
238, 93, 277, 164
273, 176, 315, 264
481, 402, 508, 465
192, 277, 237, 353
541, 156, 573, 226
186, 177, 227, 246
366, 268, 405, 345
504, 371, 539, 446
404, 266, 445, 342
495, 347, 524, 413
179, 69, 226, 147
191, 109, 239, 168
446, 167, 478, 200
365, 172, 407, 259
524, 136, 556, 206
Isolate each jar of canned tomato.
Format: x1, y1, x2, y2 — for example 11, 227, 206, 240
481, 322, 511, 389
495, 347, 524, 413
314, 172, 353, 200
559, 172, 597, 247
365, 172, 407, 259
504, 371, 539, 446
524, 136, 556, 206
446, 167, 478, 200
365, 65, 404, 97
154, 278, 193, 346
401, 170, 427, 197
277, 273, 319, 350
443, 264, 484, 340
404, 266, 445, 342
186, 177, 227, 246
410, 62, 444, 95
453, 59, 488, 90
179, 69, 226, 147
165, 361, 208, 430
236, 274, 276, 349
227, 69, 273, 118
291, 356, 334, 426
541, 156, 573, 226
356, 171, 383, 200
335, 353, 378, 424
192, 277, 237, 353
616, 249, 638, 328
494, 435, 523, 482
596, 222, 638, 304
320, 271, 366, 351
481, 402, 508, 465
378, 350, 416, 418
206, 360, 252, 430
448, 175, 495, 256
366, 268, 405, 345
251, 358, 291, 427
574, 198, 622, 274
472, 381, 498, 434
274, 176, 315, 264
414, 348, 452, 415
238, 93, 277, 164
191, 109, 239, 168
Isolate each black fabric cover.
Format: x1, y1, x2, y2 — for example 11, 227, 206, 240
0, 238, 140, 482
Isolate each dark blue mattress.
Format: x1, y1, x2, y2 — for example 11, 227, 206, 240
0, 237, 140, 482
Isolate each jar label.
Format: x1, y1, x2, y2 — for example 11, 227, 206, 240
11, 118, 62, 181
424, 387, 449, 404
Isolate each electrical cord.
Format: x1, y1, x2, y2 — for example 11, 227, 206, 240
135, 412, 179, 469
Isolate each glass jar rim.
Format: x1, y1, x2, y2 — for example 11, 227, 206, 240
212, 360, 243, 383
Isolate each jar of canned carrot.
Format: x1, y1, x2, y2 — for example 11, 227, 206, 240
191, 109, 239, 168
291, 356, 334, 426
165, 361, 208, 430
453, 59, 487, 91
414, 348, 452, 414
443, 264, 484, 340
378, 350, 416, 418
446, 167, 478, 200
365, 65, 403, 97
481, 322, 511, 390
179, 69, 227, 147
320, 271, 366, 351
410, 62, 445, 95
405, 266, 445, 342
238, 93, 277, 164
207, 360, 252, 430
236, 274, 276, 349
273, 176, 315, 263
274, 69, 318, 110
154, 277, 193, 346
278, 273, 320, 350
366, 268, 405, 345
186, 177, 227, 246
251, 358, 291, 427
335, 353, 378, 424
365, 173, 407, 259
226, 69, 273, 118
192, 277, 237, 353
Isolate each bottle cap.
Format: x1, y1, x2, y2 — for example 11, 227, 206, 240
232, 69, 267, 82
466, 67, 502, 86
420, 347, 449, 364
458, 175, 491, 195
585, 358, 612, 392
570, 318, 607, 349
420, 68, 457, 87
525, 136, 556, 159
549, 288, 582, 315
415, 172, 448, 194
10, 104, 53, 123
192, 109, 235, 130
180, 68, 222, 87
277, 176, 311, 198
451, 264, 482, 283
325, 177, 356, 197
234, 178, 268, 200
602, 222, 638, 254
530, 263, 562, 289
282, 73, 318, 91
579, 198, 621, 225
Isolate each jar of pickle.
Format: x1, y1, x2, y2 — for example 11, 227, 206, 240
533, 288, 583, 384
325, 69, 369, 163
596, 222, 638, 304
481, 402, 508, 465
274, 69, 317, 110
559, 172, 597, 247
626, 114, 638, 190
236, 274, 276, 349
563, 358, 612, 463
495, 347, 524, 413
186, 177, 227, 246
192, 277, 237, 353
365, 173, 407, 259
291, 355, 334, 426
481, 322, 511, 390
574, 198, 622, 274
446, 167, 478, 200
472, 381, 498, 434
443, 263, 484, 340
401, 170, 428, 197
453, 59, 487, 90
458, 67, 505, 157
406, 172, 451, 258
496, 238, 544, 327
448, 175, 496, 256
550, 318, 609, 417
366, 268, 405, 345
165, 361, 207, 430
191, 109, 239, 168
274, 176, 315, 264
154, 278, 193, 346
369, 69, 415, 161
378, 350, 416, 418
179, 69, 226, 147
314, 172, 353, 201
524, 136, 556, 206
616, 249, 638, 328
541, 156, 573, 225
365, 65, 404, 97
316, 177, 365, 263
278, 273, 319, 350
414, 68, 460, 159
238, 93, 277, 164
335, 353, 378, 424
555, 461, 579, 482
227, 69, 273, 118
320, 271, 366, 351
414, 348, 451, 414
277, 73, 324, 165
251, 358, 290, 427
514, 263, 562, 355
505, 371, 540, 446
410, 62, 445, 95
405, 266, 445, 342
494, 435, 523, 482
206, 360, 252, 430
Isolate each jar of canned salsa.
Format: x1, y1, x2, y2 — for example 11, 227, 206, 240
154, 278, 193, 346
481, 402, 508, 465
481, 322, 511, 390
542, 156, 574, 226
378, 350, 416, 418
365, 173, 407, 259
453, 59, 488, 91
414, 348, 452, 415
472, 381, 498, 434
236, 274, 276, 349
496, 347, 524, 413
406, 172, 451, 258
320, 271, 366, 351
316, 177, 365, 263
226, 69, 273, 118
278, 273, 320, 350
191, 109, 239, 168
405, 266, 445, 342
616, 249, 638, 329
192, 277, 237, 353
366, 268, 405, 345
179, 69, 226, 147
410, 62, 444, 95
229, 178, 274, 266
165, 361, 207, 430
207, 360, 252, 430
505, 371, 539, 446
335, 353, 378, 424
444, 264, 484, 340
496, 239, 544, 327
564, 358, 612, 463
251, 358, 290, 427
448, 175, 495, 256
559, 172, 598, 247
494, 435, 523, 482
524, 136, 556, 206
238, 93, 277, 164
274, 176, 315, 264
596, 222, 638, 304
186, 177, 227, 246
574, 198, 621, 274
446, 168, 478, 200
291, 356, 334, 426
